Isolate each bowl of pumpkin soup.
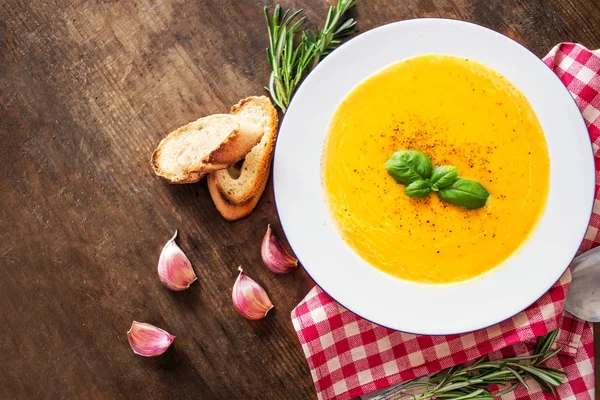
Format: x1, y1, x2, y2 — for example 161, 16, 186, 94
273, 19, 594, 334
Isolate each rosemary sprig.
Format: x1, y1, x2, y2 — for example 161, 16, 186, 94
264, 1, 357, 112
376, 330, 566, 400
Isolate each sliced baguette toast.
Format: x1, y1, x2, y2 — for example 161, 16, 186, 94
208, 96, 279, 220
208, 175, 269, 221
151, 114, 263, 184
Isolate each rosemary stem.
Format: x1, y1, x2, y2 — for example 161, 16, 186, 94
384, 330, 565, 400
264, 1, 357, 111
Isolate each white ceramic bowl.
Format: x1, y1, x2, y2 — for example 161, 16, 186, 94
273, 19, 594, 335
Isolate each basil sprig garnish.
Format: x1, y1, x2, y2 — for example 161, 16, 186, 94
385, 150, 490, 210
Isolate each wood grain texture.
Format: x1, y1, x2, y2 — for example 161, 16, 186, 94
0, 0, 599, 398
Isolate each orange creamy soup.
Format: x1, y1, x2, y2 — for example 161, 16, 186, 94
322, 54, 550, 284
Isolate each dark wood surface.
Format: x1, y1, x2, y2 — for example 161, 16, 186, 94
2, 0, 600, 398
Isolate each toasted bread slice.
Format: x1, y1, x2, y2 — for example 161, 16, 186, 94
151, 114, 263, 184
208, 175, 268, 221
208, 97, 279, 219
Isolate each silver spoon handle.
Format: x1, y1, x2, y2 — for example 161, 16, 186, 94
564, 246, 600, 322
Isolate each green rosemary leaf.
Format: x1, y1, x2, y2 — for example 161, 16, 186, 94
539, 366, 568, 379
501, 353, 546, 362
335, 18, 357, 35
534, 329, 558, 357
528, 373, 555, 392
436, 380, 479, 393
469, 362, 503, 370
536, 347, 563, 366
511, 364, 564, 386
506, 367, 529, 389
284, 9, 304, 26
476, 370, 515, 380
469, 355, 488, 368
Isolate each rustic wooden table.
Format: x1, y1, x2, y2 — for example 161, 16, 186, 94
2, 0, 600, 398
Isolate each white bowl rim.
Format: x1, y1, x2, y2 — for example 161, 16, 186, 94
273, 18, 595, 335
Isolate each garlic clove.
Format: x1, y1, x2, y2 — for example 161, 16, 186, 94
127, 321, 175, 357
261, 225, 298, 274
158, 230, 198, 291
232, 267, 274, 320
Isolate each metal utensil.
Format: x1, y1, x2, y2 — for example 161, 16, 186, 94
564, 246, 600, 322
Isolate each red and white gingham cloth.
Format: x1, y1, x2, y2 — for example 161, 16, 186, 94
292, 43, 600, 400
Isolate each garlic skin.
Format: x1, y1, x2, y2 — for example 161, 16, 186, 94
261, 225, 298, 274
158, 230, 197, 291
127, 321, 175, 357
232, 267, 274, 320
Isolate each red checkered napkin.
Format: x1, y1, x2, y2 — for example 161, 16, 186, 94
292, 43, 600, 400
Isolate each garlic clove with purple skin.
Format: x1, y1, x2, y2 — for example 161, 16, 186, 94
158, 230, 197, 291
127, 321, 175, 357
261, 225, 298, 274
232, 267, 274, 320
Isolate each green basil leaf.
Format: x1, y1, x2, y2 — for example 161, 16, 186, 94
438, 178, 490, 210
385, 150, 433, 185
404, 180, 432, 198
430, 165, 459, 191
